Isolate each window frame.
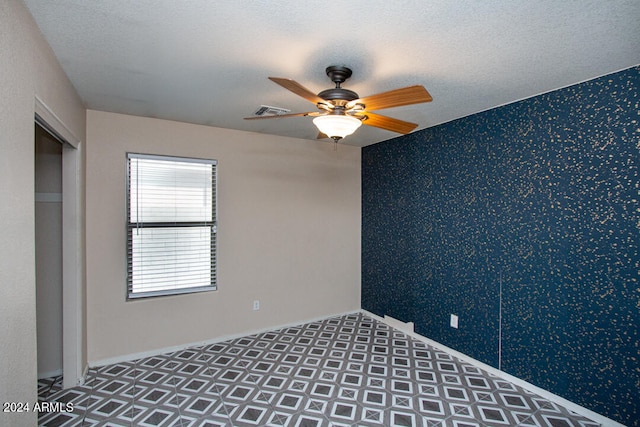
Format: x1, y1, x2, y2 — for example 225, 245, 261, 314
125, 152, 218, 300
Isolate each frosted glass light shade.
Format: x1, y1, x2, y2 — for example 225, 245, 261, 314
313, 115, 362, 139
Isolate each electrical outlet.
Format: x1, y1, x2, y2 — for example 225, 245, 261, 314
450, 314, 459, 329
253, 300, 260, 311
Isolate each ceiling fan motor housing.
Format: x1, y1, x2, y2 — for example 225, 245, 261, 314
318, 87, 359, 102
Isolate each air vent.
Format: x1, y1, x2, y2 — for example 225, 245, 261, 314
253, 105, 291, 116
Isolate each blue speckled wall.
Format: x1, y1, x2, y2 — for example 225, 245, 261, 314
362, 66, 639, 426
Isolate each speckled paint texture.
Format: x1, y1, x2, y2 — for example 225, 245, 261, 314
362, 66, 639, 426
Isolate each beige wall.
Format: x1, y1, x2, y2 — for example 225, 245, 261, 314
86, 111, 361, 363
0, 1, 85, 425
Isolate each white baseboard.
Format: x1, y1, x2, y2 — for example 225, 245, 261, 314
383, 314, 415, 333
38, 368, 63, 380
362, 309, 624, 427
78, 365, 88, 386
88, 309, 361, 369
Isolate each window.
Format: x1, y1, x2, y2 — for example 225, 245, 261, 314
127, 153, 217, 299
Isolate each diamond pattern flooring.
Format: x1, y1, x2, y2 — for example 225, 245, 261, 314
37, 313, 601, 426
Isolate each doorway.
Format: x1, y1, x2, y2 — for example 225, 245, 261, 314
35, 123, 64, 380
34, 99, 83, 388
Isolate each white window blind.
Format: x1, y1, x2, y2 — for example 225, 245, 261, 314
127, 153, 217, 299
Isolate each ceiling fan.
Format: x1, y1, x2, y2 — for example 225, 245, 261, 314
245, 66, 433, 143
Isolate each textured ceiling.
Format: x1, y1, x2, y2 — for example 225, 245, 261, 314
23, 0, 640, 147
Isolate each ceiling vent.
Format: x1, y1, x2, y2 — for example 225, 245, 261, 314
252, 105, 291, 117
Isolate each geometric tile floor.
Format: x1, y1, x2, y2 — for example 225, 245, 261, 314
37, 312, 602, 426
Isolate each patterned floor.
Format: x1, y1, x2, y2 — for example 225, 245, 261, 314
37, 312, 601, 426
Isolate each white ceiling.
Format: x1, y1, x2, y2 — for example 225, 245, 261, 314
23, 0, 640, 147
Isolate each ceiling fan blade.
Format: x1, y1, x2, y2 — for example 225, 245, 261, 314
269, 77, 328, 105
358, 112, 419, 134
244, 112, 320, 120
348, 85, 432, 111
317, 132, 329, 139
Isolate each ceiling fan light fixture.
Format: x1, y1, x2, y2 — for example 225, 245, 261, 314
312, 114, 362, 140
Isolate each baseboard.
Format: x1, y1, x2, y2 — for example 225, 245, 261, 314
382, 314, 415, 333
37, 368, 63, 380
78, 365, 88, 386
361, 309, 624, 427
88, 309, 361, 369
